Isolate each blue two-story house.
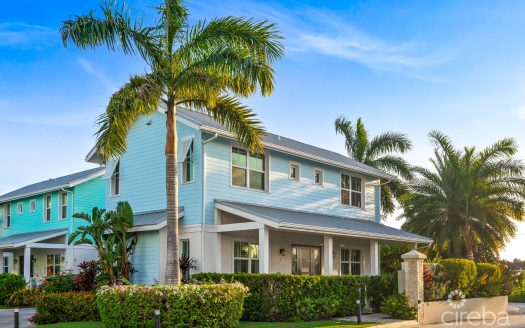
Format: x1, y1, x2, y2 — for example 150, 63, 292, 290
87, 108, 431, 284
0, 167, 105, 282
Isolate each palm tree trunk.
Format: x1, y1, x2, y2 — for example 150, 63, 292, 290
165, 96, 181, 285
463, 224, 474, 260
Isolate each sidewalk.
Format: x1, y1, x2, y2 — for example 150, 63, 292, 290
0, 308, 35, 328
337, 313, 418, 327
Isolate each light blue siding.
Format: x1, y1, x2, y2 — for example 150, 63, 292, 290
106, 112, 203, 225
131, 231, 160, 284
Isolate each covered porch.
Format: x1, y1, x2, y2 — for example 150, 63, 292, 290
210, 200, 432, 276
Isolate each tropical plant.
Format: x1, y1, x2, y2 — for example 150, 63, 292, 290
179, 255, 197, 283
61, 0, 284, 285
334, 116, 412, 214
69, 201, 136, 284
401, 131, 525, 260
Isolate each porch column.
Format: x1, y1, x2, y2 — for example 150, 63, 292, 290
323, 235, 333, 275
258, 227, 269, 273
24, 246, 31, 282
369, 240, 379, 276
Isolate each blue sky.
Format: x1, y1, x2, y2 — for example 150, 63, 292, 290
2, 0, 525, 259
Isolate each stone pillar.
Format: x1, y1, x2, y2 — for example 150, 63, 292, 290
258, 228, 269, 273
323, 235, 333, 275
401, 250, 426, 323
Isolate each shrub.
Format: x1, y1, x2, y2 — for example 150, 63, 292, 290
96, 283, 247, 328
192, 272, 396, 321
42, 274, 74, 293
33, 292, 99, 325
6, 288, 42, 307
73, 260, 99, 291
0, 273, 25, 304
439, 259, 477, 296
423, 263, 450, 301
380, 294, 416, 320
473, 263, 502, 297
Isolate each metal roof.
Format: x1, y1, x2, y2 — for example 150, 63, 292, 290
215, 199, 432, 244
132, 207, 184, 227
0, 167, 105, 203
0, 229, 68, 249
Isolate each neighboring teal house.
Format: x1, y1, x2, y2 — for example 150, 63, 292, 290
0, 167, 105, 282
87, 107, 432, 284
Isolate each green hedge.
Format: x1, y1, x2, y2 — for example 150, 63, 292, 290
33, 292, 99, 325
6, 288, 42, 307
473, 263, 502, 297
96, 283, 247, 328
0, 273, 25, 304
380, 294, 416, 320
192, 273, 396, 321
42, 274, 74, 293
439, 259, 477, 296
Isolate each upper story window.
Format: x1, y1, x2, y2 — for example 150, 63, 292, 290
289, 163, 300, 181
30, 199, 36, 212
17, 202, 23, 214
44, 195, 52, 222
231, 147, 266, 191
3, 204, 11, 228
314, 169, 324, 186
59, 192, 68, 220
181, 139, 194, 184
341, 174, 362, 208
111, 161, 120, 197
340, 249, 361, 275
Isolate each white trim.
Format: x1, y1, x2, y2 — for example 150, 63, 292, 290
340, 172, 364, 209
215, 222, 264, 232
17, 202, 23, 214
30, 199, 36, 213
229, 145, 269, 192
232, 240, 259, 273
340, 248, 363, 275
103, 160, 119, 180
0, 230, 68, 249
109, 160, 120, 197
42, 194, 52, 223
59, 192, 68, 220
27, 243, 68, 249
69, 169, 105, 187
215, 203, 279, 228
289, 161, 301, 181
314, 168, 324, 186
3, 204, 11, 228
180, 136, 195, 184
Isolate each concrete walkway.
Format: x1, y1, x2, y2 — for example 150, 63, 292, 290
0, 308, 35, 328
337, 313, 418, 327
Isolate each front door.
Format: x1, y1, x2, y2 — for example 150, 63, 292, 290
292, 245, 321, 275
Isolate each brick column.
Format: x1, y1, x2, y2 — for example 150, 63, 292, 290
401, 250, 426, 323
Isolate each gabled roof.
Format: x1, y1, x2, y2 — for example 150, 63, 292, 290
0, 167, 105, 203
215, 199, 432, 244
0, 229, 68, 249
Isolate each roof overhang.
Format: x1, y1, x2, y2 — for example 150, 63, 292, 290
0, 229, 68, 249
128, 209, 185, 232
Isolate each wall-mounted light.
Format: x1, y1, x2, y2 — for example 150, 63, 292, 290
146, 119, 153, 125
13, 259, 18, 264
279, 248, 286, 256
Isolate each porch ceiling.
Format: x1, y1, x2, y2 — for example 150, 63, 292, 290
0, 229, 68, 249
215, 200, 433, 244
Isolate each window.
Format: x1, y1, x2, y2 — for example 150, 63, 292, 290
181, 239, 190, 258
292, 245, 321, 275
17, 202, 23, 214
30, 199, 36, 212
3, 256, 8, 273
4, 204, 11, 228
59, 192, 68, 219
44, 195, 52, 222
233, 241, 259, 273
180, 239, 191, 281
341, 174, 362, 207
231, 147, 266, 191
340, 249, 361, 275
314, 169, 324, 186
289, 163, 300, 181
46, 254, 61, 276
182, 140, 194, 183
111, 161, 120, 196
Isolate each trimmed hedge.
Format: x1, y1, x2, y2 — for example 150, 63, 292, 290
439, 258, 477, 296
474, 263, 502, 297
0, 273, 25, 304
33, 292, 99, 325
192, 273, 397, 321
96, 283, 248, 328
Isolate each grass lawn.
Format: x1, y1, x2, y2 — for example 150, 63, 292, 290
36, 321, 377, 328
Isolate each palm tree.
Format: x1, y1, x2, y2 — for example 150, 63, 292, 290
334, 116, 413, 214
400, 131, 525, 260
61, 0, 283, 285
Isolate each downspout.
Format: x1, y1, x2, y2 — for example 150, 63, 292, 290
375, 179, 391, 223
201, 133, 218, 272
61, 187, 74, 273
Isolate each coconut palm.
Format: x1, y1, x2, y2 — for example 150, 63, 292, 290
400, 131, 525, 260
61, 0, 283, 285
334, 116, 413, 214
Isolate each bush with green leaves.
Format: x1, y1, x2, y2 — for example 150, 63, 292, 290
96, 283, 247, 328
380, 294, 416, 320
6, 288, 42, 307
192, 272, 396, 321
439, 258, 477, 295
472, 263, 502, 297
0, 273, 25, 304
33, 292, 99, 325
42, 274, 74, 293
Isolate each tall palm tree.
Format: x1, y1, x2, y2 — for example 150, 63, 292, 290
334, 116, 413, 214
61, 0, 284, 285
401, 131, 525, 260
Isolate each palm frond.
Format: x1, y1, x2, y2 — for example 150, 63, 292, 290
334, 116, 355, 157
367, 131, 412, 159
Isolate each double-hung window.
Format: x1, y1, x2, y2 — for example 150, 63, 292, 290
341, 174, 362, 207
233, 241, 259, 273
17, 202, 23, 214
111, 161, 120, 196
231, 147, 266, 191
59, 192, 68, 219
314, 169, 324, 186
46, 254, 61, 276
182, 139, 194, 183
30, 200, 36, 212
4, 204, 11, 228
44, 195, 52, 222
340, 249, 361, 275
289, 163, 300, 181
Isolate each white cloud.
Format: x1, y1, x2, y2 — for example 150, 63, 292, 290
513, 105, 525, 119
0, 22, 56, 47
77, 58, 118, 92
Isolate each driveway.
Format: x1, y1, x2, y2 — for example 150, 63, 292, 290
0, 308, 35, 328
413, 313, 525, 327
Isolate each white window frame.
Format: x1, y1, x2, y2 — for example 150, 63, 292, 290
340, 173, 364, 208
30, 199, 36, 212
46, 253, 61, 276
110, 161, 120, 197
4, 204, 11, 228
59, 192, 68, 220
289, 162, 300, 181
230, 146, 267, 192
17, 202, 23, 214
2, 256, 8, 273
43, 194, 52, 222
340, 248, 362, 275
181, 137, 195, 184
233, 241, 259, 273
314, 168, 324, 186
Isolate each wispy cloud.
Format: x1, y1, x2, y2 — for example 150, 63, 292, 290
0, 22, 56, 48
77, 58, 118, 92
512, 105, 525, 119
